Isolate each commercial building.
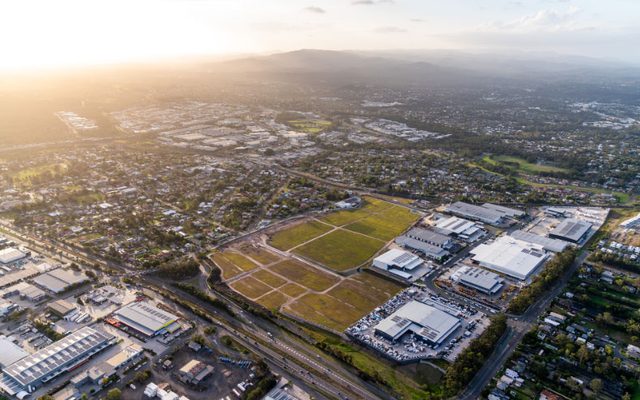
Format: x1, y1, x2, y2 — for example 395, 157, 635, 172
335, 196, 362, 209
405, 227, 453, 249
509, 230, 570, 253
178, 359, 214, 385
0, 336, 29, 369
445, 202, 522, 226
549, 219, 592, 243
372, 249, 427, 281
395, 236, 449, 262
433, 216, 486, 242
470, 236, 549, 280
113, 301, 180, 337
32, 268, 89, 294
450, 266, 504, 295
375, 300, 461, 345
0, 248, 27, 265
0, 326, 115, 396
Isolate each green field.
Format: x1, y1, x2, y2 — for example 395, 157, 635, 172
256, 290, 289, 310
12, 163, 68, 186
288, 119, 332, 134
238, 244, 281, 265
212, 251, 259, 280
293, 229, 385, 272
484, 155, 570, 174
252, 269, 287, 288
269, 220, 333, 251
230, 276, 272, 299
280, 283, 306, 298
345, 205, 420, 240
270, 259, 340, 291
286, 272, 403, 331
320, 197, 392, 226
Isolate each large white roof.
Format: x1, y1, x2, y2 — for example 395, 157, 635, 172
374, 249, 423, 271
0, 248, 26, 264
114, 301, 179, 336
470, 236, 548, 280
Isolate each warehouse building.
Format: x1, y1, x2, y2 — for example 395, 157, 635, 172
0, 326, 115, 396
450, 266, 504, 295
0, 248, 27, 265
0, 336, 29, 369
510, 230, 570, 253
549, 218, 592, 243
48, 299, 78, 318
1, 282, 46, 302
375, 300, 461, 345
405, 228, 453, 249
395, 236, 450, 262
113, 301, 180, 337
433, 216, 486, 242
178, 359, 214, 385
445, 202, 522, 226
621, 213, 640, 230
470, 236, 549, 280
372, 249, 429, 281
32, 268, 89, 294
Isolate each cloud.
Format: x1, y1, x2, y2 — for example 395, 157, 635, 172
352, 0, 393, 5
483, 6, 585, 32
410, 18, 426, 23
303, 6, 326, 14
373, 26, 407, 33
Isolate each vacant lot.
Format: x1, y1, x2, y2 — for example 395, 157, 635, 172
256, 290, 289, 310
253, 269, 287, 288
286, 272, 403, 331
294, 229, 384, 272
485, 155, 570, 174
230, 276, 272, 299
270, 259, 340, 291
238, 244, 281, 265
319, 197, 391, 226
269, 220, 333, 251
345, 205, 420, 241
211, 251, 259, 280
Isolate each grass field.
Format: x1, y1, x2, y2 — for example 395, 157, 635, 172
252, 269, 287, 288
211, 251, 259, 280
270, 259, 340, 291
269, 220, 333, 251
286, 272, 403, 331
288, 119, 332, 134
256, 291, 289, 310
293, 229, 385, 272
230, 276, 272, 299
483, 155, 570, 174
12, 163, 68, 186
280, 283, 306, 298
319, 197, 391, 226
238, 244, 281, 265
345, 205, 420, 240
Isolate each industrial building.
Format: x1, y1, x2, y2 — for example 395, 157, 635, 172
372, 249, 429, 281
32, 268, 89, 294
374, 300, 461, 345
445, 202, 523, 226
450, 266, 504, 295
433, 216, 486, 242
621, 213, 640, 230
0, 326, 115, 396
510, 230, 570, 253
178, 359, 214, 385
113, 301, 180, 337
470, 236, 549, 280
395, 236, 450, 262
48, 299, 78, 318
549, 218, 592, 243
0, 248, 27, 265
1, 282, 46, 302
0, 336, 29, 369
405, 227, 453, 249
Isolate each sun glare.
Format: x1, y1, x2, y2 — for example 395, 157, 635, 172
0, 0, 233, 70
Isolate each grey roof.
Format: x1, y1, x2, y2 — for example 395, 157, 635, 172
375, 300, 461, 344
32, 269, 89, 293
3, 326, 113, 388
481, 203, 525, 217
114, 301, 179, 336
549, 219, 592, 242
459, 267, 504, 292
0, 337, 29, 368
445, 202, 505, 225
406, 228, 451, 246
395, 236, 449, 258
510, 230, 570, 252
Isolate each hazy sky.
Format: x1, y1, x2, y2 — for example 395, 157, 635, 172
1, 0, 639, 69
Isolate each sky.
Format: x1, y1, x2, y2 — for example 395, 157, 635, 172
0, 0, 639, 69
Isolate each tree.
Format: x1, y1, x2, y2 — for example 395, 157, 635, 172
576, 345, 590, 365
589, 378, 603, 393
106, 389, 121, 400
